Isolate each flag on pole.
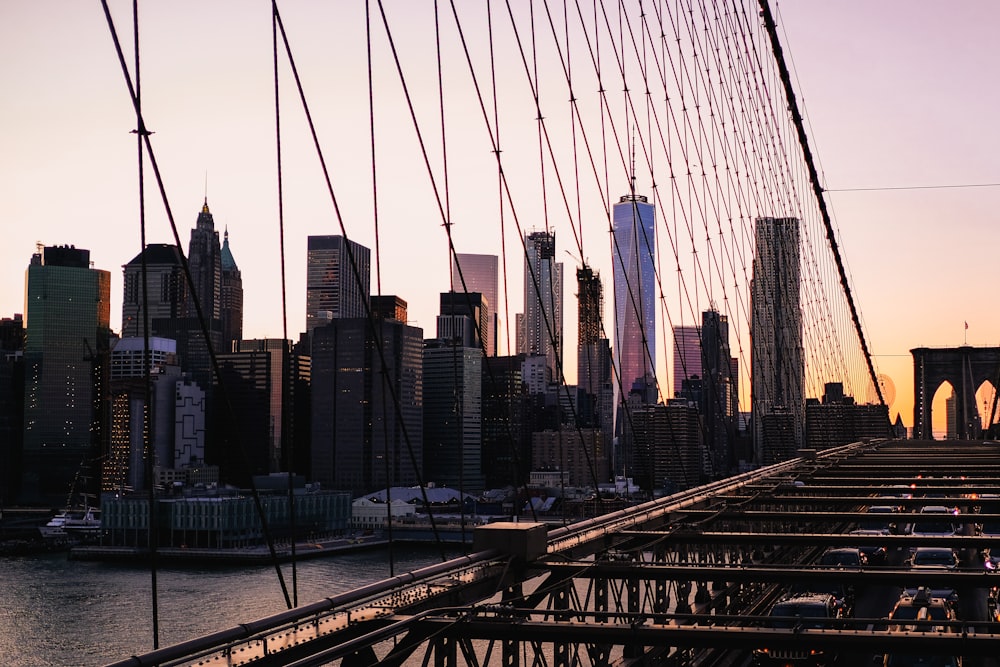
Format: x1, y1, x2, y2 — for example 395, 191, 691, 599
965, 321, 969, 330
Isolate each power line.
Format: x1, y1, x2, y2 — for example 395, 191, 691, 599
826, 182, 1000, 193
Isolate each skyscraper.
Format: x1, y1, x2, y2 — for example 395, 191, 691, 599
576, 265, 613, 461
701, 309, 738, 477
187, 200, 223, 338
219, 228, 243, 349
311, 306, 422, 496
121, 243, 187, 339
22, 245, 110, 505
306, 235, 370, 335
451, 253, 498, 356
751, 216, 803, 464
518, 231, 563, 382
106, 336, 180, 494
423, 338, 483, 491
437, 291, 488, 351
672, 324, 701, 398
612, 192, 656, 406
215, 339, 308, 488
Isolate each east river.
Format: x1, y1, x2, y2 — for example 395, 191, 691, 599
1, 546, 451, 667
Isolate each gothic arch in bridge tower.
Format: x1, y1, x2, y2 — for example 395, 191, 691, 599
912, 346, 1000, 440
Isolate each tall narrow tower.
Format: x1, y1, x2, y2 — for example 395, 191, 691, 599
219, 228, 243, 349
577, 264, 613, 466
751, 216, 803, 464
187, 200, 222, 328
519, 231, 563, 382
22, 245, 110, 506
612, 191, 656, 409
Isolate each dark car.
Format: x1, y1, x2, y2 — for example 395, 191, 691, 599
753, 593, 842, 665
818, 547, 867, 567
849, 528, 889, 564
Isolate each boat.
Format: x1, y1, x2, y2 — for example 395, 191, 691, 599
39, 462, 103, 539
39, 505, 102, 539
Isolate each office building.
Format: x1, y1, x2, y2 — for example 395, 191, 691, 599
576, 265, 613, 468
612, 192, 656, 402
184, 201, 224, 373
701, 310, 738, 477
0, 314, 24, 505
121, 244, 187, 339
805, 383, 891, 451
306, 235, 370, 335
672, 324, 701, 398
518, 231, 563, 383
219, 228, 243, 349
751, 216, 804, 464
423, 338, 483, 492
451, 253, 498, 355
437, 291, 488, 352
214, 339, 309, 488
531, 428, 607, 489
22, 245, 111, 505
626, 399, 702, 493
311, 309, 423, 496
106, 337, 181, 494
481, 354, 533, 489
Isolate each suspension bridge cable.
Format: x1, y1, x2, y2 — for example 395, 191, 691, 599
271, 0, 299, 609
274, 1, 451, 562
100, 0, 294, 611
757, 0, 885, 412
131, 0, 160, 648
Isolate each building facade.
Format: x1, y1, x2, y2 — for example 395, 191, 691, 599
219, 228, 243, 350
311, 312, 423, 496
451, 253, 498, 356
423, 338, 483, 492
700, 310, 738, 477
306, 235, 370, 335
576, 265, 613, 470
215, 339, 309, 488
518, 231, 563, 383
22, 245, 111, 506
612, 193, 656, 407
672, 324, 701, 398
121, 243, 187, 339
751, 216, 804, 464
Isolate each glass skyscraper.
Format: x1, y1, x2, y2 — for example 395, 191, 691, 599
612, 193, 656, 402
306, 235, 371, 335
22, 245, 110, 505
519, 231, 563, 382
672, 324, 702, 398
751, 216, 803, 464
451, 253, 498, 356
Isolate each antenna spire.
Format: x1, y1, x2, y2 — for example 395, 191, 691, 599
630, 125, 636, 195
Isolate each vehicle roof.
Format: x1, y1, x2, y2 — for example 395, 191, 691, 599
919, 505, 952, 513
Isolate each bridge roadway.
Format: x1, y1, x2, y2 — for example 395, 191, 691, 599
106, 439, 1000, 667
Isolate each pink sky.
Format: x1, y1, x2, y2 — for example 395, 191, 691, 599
2, 2, 998, 434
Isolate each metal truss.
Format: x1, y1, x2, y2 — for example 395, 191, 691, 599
106, 440, 1000, 667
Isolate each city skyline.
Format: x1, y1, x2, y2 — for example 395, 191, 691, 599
4, 3, 1000, 434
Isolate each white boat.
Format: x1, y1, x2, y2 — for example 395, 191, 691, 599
39, 511, 70, 538
39, 506, 101, 539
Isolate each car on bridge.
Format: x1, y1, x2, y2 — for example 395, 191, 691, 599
908, 547, 959, 570
753, 593, 843, 666
911, 506, 959, 540
880, 588, 961, 666
818, 547, 867, 567
848, 528, 890, 565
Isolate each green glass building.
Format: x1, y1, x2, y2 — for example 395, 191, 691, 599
22, 245, 110, 506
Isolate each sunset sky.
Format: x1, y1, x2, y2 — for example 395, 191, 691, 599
2, 1, 998, 434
